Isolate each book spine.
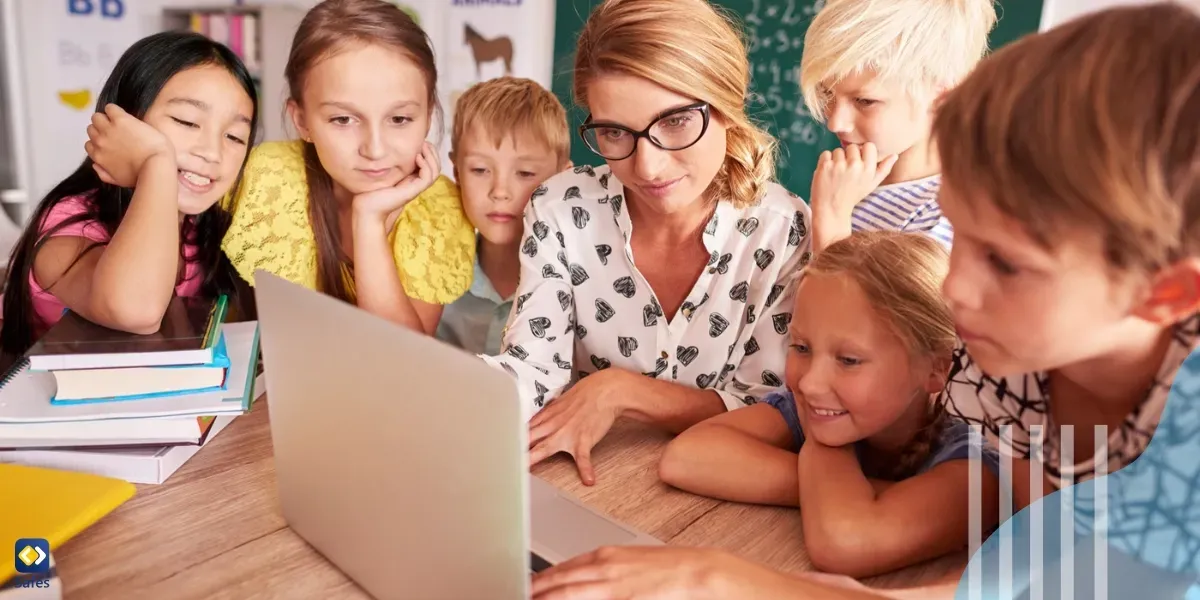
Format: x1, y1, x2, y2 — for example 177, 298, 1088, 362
203, 295, 229, 349
243, 15, 259, 73
209, 13, 229, 47
228, 15, 244, 58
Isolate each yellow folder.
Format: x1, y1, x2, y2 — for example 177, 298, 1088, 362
0, 463, 135, 583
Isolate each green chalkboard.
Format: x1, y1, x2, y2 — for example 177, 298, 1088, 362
551, 0, 1043, 199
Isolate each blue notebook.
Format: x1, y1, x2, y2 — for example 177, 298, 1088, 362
47, 333, 232, 405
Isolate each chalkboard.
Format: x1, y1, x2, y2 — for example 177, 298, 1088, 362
551, 0, 1044, 200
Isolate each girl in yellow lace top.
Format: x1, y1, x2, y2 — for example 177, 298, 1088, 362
221, 0, 475, 334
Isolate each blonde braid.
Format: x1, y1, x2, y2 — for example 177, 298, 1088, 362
708, 124, 777, 207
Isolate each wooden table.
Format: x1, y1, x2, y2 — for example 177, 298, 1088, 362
54, 399, 964, 598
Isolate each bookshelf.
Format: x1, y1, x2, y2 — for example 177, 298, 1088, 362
162, 4, 306, 143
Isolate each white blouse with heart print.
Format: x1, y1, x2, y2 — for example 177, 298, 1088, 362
481, 164, 813, 419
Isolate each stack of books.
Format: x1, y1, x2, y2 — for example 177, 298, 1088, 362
0, 296, 262, 484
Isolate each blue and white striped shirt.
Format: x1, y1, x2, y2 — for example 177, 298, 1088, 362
849, 174, 952, 248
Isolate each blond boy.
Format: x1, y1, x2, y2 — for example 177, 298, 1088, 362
436, 77, 571, 355
800, 0, 997, 251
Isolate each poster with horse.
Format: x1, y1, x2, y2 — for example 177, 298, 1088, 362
464, 24, 514, 78
439, 0, 556, 171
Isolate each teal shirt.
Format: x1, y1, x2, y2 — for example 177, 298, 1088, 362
435, 250, 514, 355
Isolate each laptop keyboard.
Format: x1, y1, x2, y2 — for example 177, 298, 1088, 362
530, 552, 552, 573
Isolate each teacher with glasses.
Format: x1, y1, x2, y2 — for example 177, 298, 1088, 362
483, 0, 812, 485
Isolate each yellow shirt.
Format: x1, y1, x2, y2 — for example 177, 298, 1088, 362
221, 140, 475, 304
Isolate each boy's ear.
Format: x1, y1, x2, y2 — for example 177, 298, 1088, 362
924, 354, 952, 395
286, 99, 310, 142
1132, 258, 1200, 324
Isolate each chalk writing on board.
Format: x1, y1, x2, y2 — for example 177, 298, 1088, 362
743, 0, 825, 147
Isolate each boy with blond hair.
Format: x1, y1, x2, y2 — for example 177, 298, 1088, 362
800, 0, 997, 251
436, 77, 570, 355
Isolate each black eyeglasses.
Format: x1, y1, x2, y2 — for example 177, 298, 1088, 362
578, 102, 710, 161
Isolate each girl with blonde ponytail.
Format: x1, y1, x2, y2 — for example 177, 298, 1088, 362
660, 231, 1001, 578
483, 0, 812, 486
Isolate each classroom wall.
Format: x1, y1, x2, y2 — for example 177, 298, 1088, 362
1, 0, 554, 220
3, 0, 235, 222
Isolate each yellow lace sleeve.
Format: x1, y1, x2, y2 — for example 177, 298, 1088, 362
224, 141, 475, 302
389, 175, 476, 304
221, 140, 319, 289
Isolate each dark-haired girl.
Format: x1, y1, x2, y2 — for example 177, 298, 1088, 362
1, 30, 258, 359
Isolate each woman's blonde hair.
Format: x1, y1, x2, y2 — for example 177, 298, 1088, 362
573, 0, 776, 208
808, 231, 956, 479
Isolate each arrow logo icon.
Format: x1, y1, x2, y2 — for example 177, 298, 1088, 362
17, 545, 36, 566
17, 544, 45, 566
14, 538, 50, 573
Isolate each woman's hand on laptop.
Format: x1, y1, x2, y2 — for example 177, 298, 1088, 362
528, 370, 626, 485
531, 545, 890, 599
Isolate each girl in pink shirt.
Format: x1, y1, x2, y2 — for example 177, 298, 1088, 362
0, 31, 259, 359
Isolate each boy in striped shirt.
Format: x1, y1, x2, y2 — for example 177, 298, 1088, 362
800, 0, 997, 252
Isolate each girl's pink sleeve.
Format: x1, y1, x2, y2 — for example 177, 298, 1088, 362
37, 195, 110, 243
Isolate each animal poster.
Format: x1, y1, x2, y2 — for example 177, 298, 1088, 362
438, 0, 555, 173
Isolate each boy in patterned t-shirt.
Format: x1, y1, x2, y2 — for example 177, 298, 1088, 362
799, 0, 997, 252
933, 4, 1200, 507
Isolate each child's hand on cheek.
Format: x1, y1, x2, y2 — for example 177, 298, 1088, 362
811, 143, 897, 217
84, 104, 175, 188
352, 141, 441, 232
810, 143, 897, 250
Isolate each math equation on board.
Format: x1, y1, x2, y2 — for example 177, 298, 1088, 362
743, 0, 825, 147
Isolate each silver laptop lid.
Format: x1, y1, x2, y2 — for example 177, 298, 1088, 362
255, 271, 529, 600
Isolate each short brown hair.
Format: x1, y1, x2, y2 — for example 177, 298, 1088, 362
934, 2, 1200, 272
451, 77, 569, 165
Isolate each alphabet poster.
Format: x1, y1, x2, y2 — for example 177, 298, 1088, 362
8, 0, 139, 213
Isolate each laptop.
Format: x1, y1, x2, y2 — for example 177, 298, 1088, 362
253, 271, 663, 600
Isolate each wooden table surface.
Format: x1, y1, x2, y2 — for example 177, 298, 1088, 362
54, 399, 964, 599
